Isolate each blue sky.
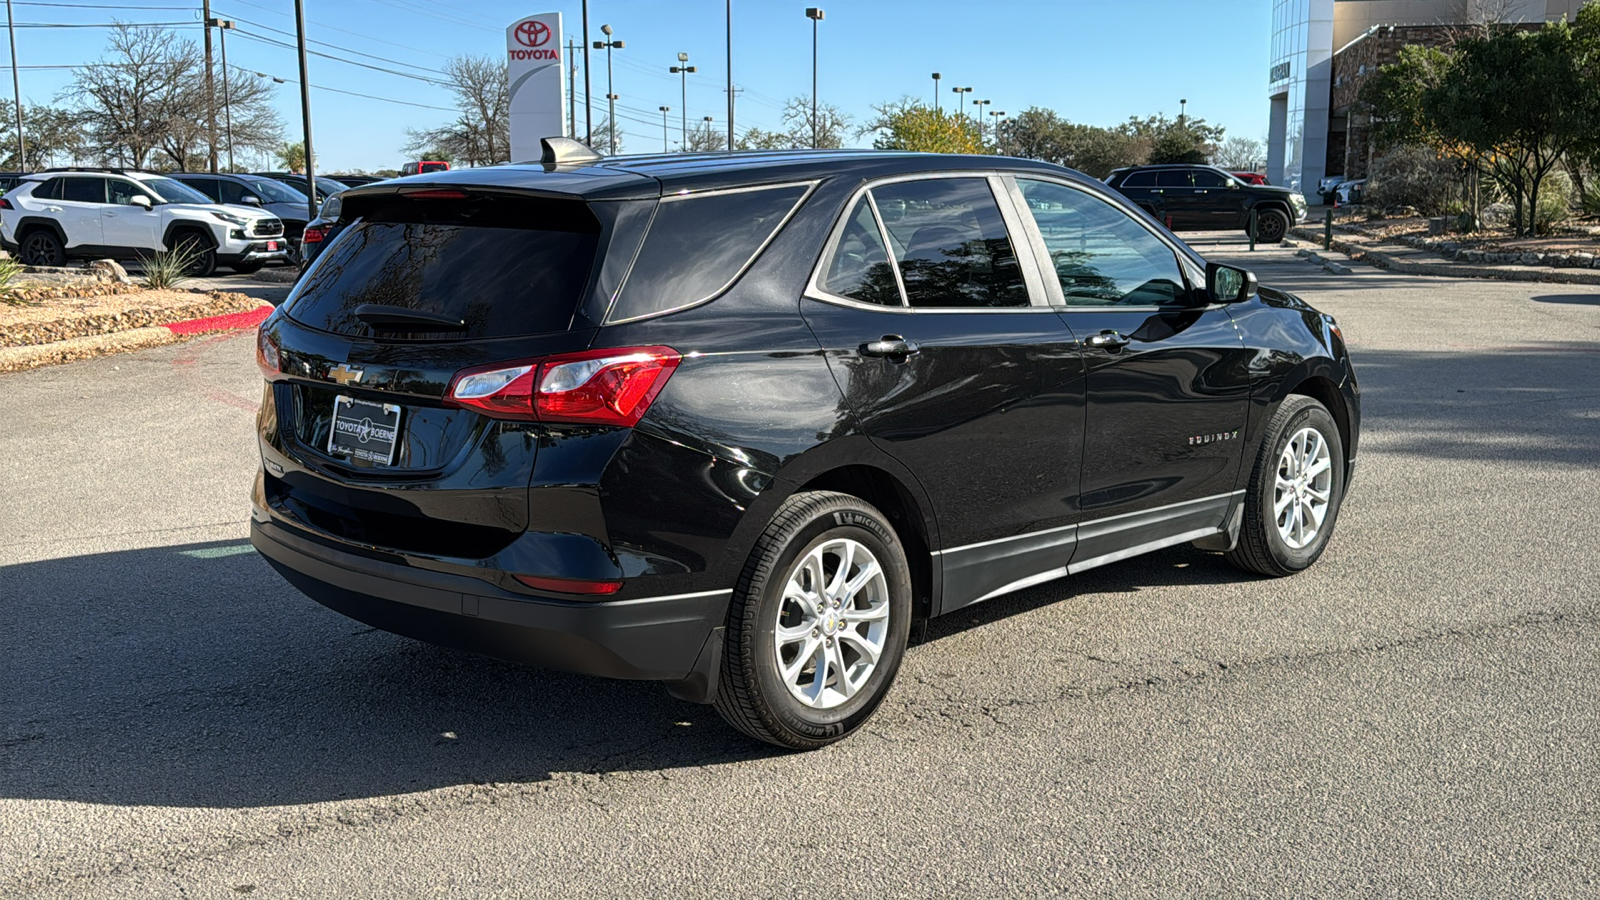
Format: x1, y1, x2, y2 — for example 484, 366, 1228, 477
5, 0, 1272, 171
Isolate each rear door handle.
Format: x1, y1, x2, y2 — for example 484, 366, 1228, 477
1085, 330, 1131, 352
859, 335, 921, 361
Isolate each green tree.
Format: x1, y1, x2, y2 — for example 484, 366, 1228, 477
862, 100, 987, 154
0, 105, 86, 169
735, 127, 794, 150
1118, 113, 1225, 163
276, 140, 305, 172
997, 107, 1074, 163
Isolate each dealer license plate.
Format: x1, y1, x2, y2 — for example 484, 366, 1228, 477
328, 395, 402, 465
267, 240, 279, 250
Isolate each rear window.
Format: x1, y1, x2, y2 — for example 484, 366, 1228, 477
285, 194, 600, 339
1119, 170, 1156, 188
607, 183, 810, 323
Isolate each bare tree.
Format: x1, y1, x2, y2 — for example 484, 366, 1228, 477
67, 24, 281, 170
1213, 136, 1265, 170
403, 54, 510, 167
682, 120, 726, 152
781, 97, 852, 149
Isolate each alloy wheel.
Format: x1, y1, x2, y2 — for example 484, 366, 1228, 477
1273, 426, 1333, 549
773, 537, 890, 709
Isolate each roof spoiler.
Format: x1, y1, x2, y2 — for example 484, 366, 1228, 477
541, 137, 605, 167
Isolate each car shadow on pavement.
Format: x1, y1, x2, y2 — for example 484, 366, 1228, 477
0, 541, 781, 810
1531, 293, 1600, 306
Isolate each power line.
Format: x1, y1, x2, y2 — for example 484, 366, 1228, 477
226, 0, 449, 60
228, 26, 448, 87
11, 2, 194, 8
216, 11, 448, 77
8, 20, 196, 27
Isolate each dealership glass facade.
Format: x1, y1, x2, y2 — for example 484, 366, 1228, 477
1267, 0, 1333, 195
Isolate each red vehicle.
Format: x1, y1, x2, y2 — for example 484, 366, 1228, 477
1231, 171, 1267, 185
401, 160, 451, 176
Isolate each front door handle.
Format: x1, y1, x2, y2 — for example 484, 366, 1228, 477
1085, 330, 1131, 352
859, 335, 921, 361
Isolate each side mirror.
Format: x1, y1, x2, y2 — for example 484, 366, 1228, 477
1227, 181, 1240, 190
130, 194, 152, 210
242, 195, 263, 207
1207, 261, 1257, 304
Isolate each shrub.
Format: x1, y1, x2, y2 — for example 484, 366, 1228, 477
0, 255, 24, 302
1365, 145, 1458, 216
140, 243, 199, 290
1521, 169, 1575, 230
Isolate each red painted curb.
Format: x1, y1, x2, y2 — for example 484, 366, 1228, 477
165, 303, 273, 336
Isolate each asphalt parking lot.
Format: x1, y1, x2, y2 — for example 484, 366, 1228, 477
3, 233, 1598, 897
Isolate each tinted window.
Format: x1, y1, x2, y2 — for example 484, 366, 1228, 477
61, 177, 106, 203
1155, 170, 1192, 188
869, 178, 1028, 309
1191, 169, 1229, 188
107, 179, 153, 206
145, 178, 213, 204
247, 178, 304, 203
819, 197, 901, 306
286, 196, 600, 339
216, 179, 250, 204
1119, 170, 1156, 188
34, 178, 64, 200
1017, 179, 1189, 307
610, 184, 808, 322
181, 177, 221, 201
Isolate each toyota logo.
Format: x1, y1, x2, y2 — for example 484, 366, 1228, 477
514, 20, 551, 47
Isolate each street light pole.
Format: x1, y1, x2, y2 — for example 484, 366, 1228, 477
208, 18, 236, 171
581, 0, 592, 145
202, 0, 219, 172
659, 105, 670, 152
973, 98, 990, 138
990, 109, 1005, 149
292, 0, 316, 223
1179, 98, 1187, 128
726, 0, 733, 151
670, 54, 695, 151
932, 72, 941, 112
592, 25, 623, 155
952, 86, 971, 120
5, 0, 24, 169
805, 8, 823, 149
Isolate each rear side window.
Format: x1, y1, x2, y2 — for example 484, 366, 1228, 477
285, 194, 600, 339
62, 177, 106, 203
608, 183, 809, 323
869, 177, 1029, 309
819, 197, 901, 306
1155, 170, 1192, 188
1119, 170, 1156, 188
32, 178, 64, 200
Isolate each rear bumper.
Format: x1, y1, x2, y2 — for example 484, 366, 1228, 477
250, 516, 728, 689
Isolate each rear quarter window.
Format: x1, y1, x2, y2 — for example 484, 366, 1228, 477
606, 183, 811, 323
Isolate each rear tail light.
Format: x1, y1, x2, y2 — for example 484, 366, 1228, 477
302, 225, 327, 244
256, 326, 281, 379
446, 346, 681, 427
0, 198, 12, 210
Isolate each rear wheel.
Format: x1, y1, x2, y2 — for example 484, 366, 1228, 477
713, 491, 913, 749
19, 229, 65, 267
173, 231, 216, 277
1252, 207, 1289, 243
1225, 396, 1346, 576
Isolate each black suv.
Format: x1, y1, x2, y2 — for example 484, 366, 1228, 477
1105, 164, 1308, 243
252, 141, 1359, 749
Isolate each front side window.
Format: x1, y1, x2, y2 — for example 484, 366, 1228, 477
61, 177, 107, 204
108, 179, 154, 206
1191, 169, 1230, 188
868, 178, 1028, 309
819, 196, 901, 306
610, 183, 810, 322
1155, 170, 1192, 188
1017, 179, 1190, 307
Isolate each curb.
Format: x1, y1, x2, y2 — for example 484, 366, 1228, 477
0, 301, 272, 372
1289, 227, 1600, 285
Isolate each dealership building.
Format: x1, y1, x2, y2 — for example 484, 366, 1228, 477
1267, 0, 1590, 194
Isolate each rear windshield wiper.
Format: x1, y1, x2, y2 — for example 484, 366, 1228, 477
352, 304, 467, 331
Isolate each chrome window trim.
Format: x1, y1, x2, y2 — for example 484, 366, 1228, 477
804, 169, 1056, 314
986, 174, 1051, 308
864, 191, 911, 306
999, 175, 1065, 307
605, 179, 821, 326
1009, 173, 1211, 311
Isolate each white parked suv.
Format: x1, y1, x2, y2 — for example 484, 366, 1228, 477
0, 168, 289, 276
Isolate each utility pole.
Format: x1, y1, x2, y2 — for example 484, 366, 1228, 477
593, 25, 623, 155
567, 38, 577, 138
6, 0, 23, 169
725, 0, 733, 151
581, 0, 592, 145
659, 106, 669, 152
293, 0, 316, 223
805, 8, 823, 148
202, 0, 219, 172
208, 18, 235, 171
932, 72, 941, 112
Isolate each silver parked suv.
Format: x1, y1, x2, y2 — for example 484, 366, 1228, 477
0, 167, 289, 275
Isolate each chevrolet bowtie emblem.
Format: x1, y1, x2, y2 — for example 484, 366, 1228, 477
330, 363, 364, 386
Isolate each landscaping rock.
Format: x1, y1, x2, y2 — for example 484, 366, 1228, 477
1481, 203, 1514, 227
88, 259, 132, 284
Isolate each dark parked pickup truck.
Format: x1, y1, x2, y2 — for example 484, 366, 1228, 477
1106, 164, 1307, 243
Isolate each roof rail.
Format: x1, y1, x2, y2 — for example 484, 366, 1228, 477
540, 137, 604, 167
39, 166, 142, 175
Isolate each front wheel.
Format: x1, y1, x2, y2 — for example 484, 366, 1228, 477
1225, 395, 1346, 576
174, 233, 217, 278
1252, 208, 1290, 243
713, 491, 913, 749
